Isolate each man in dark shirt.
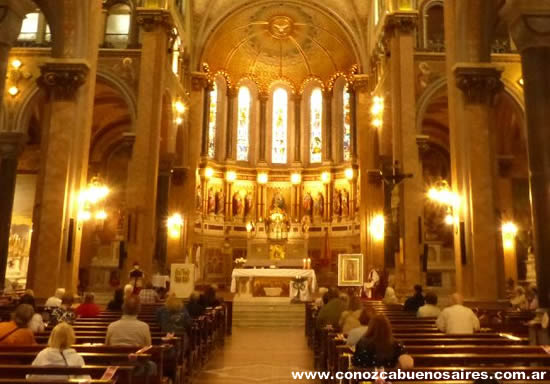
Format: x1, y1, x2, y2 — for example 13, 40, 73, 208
403, 284, 425, 312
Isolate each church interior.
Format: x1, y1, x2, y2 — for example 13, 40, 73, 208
1, 0, 550, 383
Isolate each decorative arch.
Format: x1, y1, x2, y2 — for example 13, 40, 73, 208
268, 81, 293, 165
96, 70, 137, 126
415, 77, 447, 134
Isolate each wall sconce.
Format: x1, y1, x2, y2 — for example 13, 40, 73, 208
226, 170, 237, 183
167, 213, 184, 239
257, 172, 268, 184
517, 78, 524, 87
204, 167, 214, 179
291, 173, 301, 185
502, 221, 518, 250
371, 96, 384, 128
427, 181, 460, 209
78, 177, 110, 222
370, 214, 385, 241
246, 221, 256, 233
444, 212, 454, 226
175, 100, 186, 113
7, 58, 31, 98
321, 171, 331, 184
345, 168, 354, 180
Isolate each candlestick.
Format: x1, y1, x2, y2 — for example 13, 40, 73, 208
303, 258, 306, 269
307, 258, 311, 269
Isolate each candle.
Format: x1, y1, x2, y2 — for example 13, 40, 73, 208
303, 258, 306, 269
307, 258, 311, 269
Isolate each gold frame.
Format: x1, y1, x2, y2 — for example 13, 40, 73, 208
338, 253, 363, 287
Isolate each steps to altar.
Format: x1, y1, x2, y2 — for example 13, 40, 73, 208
233, 297, 305, 328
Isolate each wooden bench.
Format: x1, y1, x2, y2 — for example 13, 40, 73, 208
0, 365, 136, 384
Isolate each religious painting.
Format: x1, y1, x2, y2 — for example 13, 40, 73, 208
338, 253, 363, 287
303, 181, 324, 221
267, 185, 290, 214
269, 244, 285, 261
205, 248, 224, 277
232, 181, 255, 219
171, 263, 195, 298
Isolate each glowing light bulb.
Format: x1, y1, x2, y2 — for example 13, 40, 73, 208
11, 59, 22, 69
175, 101, 185, 113
8, 86, 19, 96
257, 173, 268, 184
345, 168, 354, 180
95, 210, 108, 220
204, 167, 214, 179
291, 173, 301, 184
370, 214, 385, 241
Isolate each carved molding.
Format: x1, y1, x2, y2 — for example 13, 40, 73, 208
37, 62, 89, 99
454, 64, 503, 104
384, 11, 419, 36
258, 91, 270, 102
351, 74, 369, 91
191, 72, 208, 91
501, 0, 550, 50
135, 9, 173, 33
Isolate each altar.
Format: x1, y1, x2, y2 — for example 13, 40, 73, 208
231, 268, 317, 301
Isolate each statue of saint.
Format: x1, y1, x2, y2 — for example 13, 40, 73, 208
233, 192, 244, 217
244, 192, 254, 218
303, 192, 313, 217
333, 189, 342, 217
314, 192, 324, 217
341, 189, 349, 217
195, 185, 202, 211
207, 188, 216, 213
271, 189, 286, 211
215, 190, 224, 215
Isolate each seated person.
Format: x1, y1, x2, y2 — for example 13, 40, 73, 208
45, 288, 65, 308
339, 295, 363, 334
186, 292, 205, 319
526, 287, 539, 310
316, 288, 347, 330
346, 308, 372, 347
353, 314, 414, 369
382, 286, 399, 305
29, 323, 89, 381
403, 284, 425, 312
75, 293, 101, 318
510, 286, 528, 310
50, 293, 77, 325
139, 282, 160, 305
199, 285, 221, 308
156, 294, 191, 353
0, 304, 36, 345
106, 296, 151, 346
314, 287, 329, 308
19, 294, 45, 333
107, 288, 124, 311
436, 293, 480, 334
417, 291, 441, 318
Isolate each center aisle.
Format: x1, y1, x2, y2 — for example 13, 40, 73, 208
194, 327, 318, 384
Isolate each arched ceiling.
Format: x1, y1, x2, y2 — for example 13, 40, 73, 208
200, 1, 362, 90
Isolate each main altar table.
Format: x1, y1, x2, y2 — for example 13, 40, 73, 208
231, 268, 317, 300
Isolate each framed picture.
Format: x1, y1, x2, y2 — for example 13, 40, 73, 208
338, 253, 364, 287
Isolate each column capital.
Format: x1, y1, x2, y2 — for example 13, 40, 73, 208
351, 74, 369, 92
37, 61, 89, 99
190, 72, 208, 91
135, 8, 174, 33
291, 93, 302, 103
0, 131, 26, 159
501, 0, 550, 51
453, 63, 503, 104
258, 91, 269, 102
227, 87, 238, 98
383, 11, 419, 36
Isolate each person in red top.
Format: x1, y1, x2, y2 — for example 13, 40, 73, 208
0, 304, 36, 345
75, 293, 101, 318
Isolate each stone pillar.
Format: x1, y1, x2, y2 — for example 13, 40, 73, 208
293, 94, 302, 163
323, 89, 333, 163
503, 0, 550, 308
200, 82, 213, 159
348, 86, 358, 162
126, 9, 172, 277
27, 62, 90, 297
98, 8, 108, 46
385, 11, 423, 290
225, 180, 233, 221
155, 168, 171, 270
0, 132, 25, 290
258, 92, 268, 163
225, 87, 237, 161
0, 0, 35, 104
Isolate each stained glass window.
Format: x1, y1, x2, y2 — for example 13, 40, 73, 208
272, 88, 288, 164
18, 13, 39, 41
172, 34, 181, 75
237, 86, 251, 161
310, 88, 323, 163
343, 86, 352, 161
208, 82, 218, 158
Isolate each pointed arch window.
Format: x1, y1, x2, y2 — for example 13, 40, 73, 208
272, 88, 288, 164
237, 86, 251, 161
172, 34, 181, 75
343, 86, 352, 161
310, 88, 323, 163
105, 4, 131, 48
208, 83, 218, 158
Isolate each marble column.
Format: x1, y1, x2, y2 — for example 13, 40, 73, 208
200, 82, 213, 159
323, 89, 333, 163
386, 11, 423, 290
155, 168, 171, 270
126, 9, 172, 277
225, 87, 237, 161
27, 62, 91, 297
0, 0, 35, 106
293, 94, 302, 163
258, 92, 269, 163
348, 86, 358, 162
0, 132, 25, 289
503, 0, 550, 308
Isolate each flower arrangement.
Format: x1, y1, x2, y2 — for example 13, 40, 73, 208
234, 257, 247, 265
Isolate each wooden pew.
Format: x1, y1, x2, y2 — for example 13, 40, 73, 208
0, 365, 136, 384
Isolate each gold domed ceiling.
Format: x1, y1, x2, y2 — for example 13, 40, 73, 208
201, 2, 359, 91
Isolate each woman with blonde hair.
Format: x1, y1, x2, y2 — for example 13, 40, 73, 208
156, 293, 192, 334
30, 323, 89, 380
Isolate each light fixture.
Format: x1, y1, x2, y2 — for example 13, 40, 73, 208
167, 213, 184, 239
427, 182, 460, 208
291, 173, 301, 185
321, 171, 331, 184
175, 116, 183, 125
8, 86, 19, 96
11, 59, 22, 70
246, 222, 255, 233
518, 78, 524, 87
204, 167, 214, 179
345, 168, 354, 180
372, 118, 383, 128
370, 214, 385, 241
257, 172, 268, 184
95, 210, 108, 220
78, 210, 92, 221
226, 170, 237, 183
78, 177, 110, 223
502, 221, 518, 250
370, 96, 384, 115
444, 213, 454, 226
175, 101, 186, 113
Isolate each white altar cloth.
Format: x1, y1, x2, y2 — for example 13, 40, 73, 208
230, 268, 317, 294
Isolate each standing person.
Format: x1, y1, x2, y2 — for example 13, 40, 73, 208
436, 293, 480, 334
0, 304, 36, 345
29, 323, 89, 381
417, 292, 441, 318
404, 285, 425, 312
353, 314, 414, 369
75, 293, 101, 318
364, 267, 380, 299
18, 294, 45, 333
45, 288, 65, 308
50, 293, 77, 326
106, 296, 151, 347
129, 262, 144, 293
139, 282, 160, 304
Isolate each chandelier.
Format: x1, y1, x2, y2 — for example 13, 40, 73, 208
78, 176, 110, 222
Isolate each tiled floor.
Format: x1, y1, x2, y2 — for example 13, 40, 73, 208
194, 327, 318, 383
